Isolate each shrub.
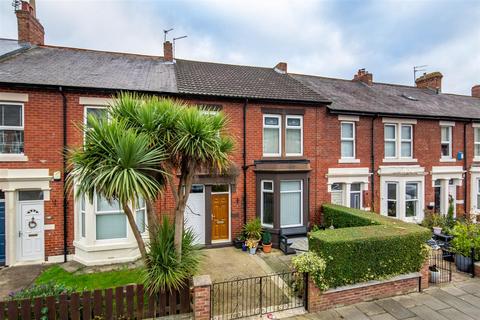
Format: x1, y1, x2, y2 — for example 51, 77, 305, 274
451, 221, 480, 259
291, 252, 327, 290
143, 217, 202, 293
310, 204, 431, 289
262, 231, 272, 245
243, 218, 262, 240
9, 282, 75, 300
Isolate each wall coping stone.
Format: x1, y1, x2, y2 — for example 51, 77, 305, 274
193, 275, 212, 287
323, 272, 421, 293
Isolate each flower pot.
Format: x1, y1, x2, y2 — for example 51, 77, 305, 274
429, 270, 440, 283
233, 238, 244, 249
263, 243, 272, 253
433, 227, 442, 235
249, 247, 257, 255
455, 254, 473, 273
242, 243, 247, 252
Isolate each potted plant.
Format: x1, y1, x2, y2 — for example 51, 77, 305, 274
246, 238, 258, 254
429, 265, 440, 284
233, 232, 245, 249
432, 213, 443, 235
451, 221, 480, 272
262, 231, 272, 253
243, 218, 262, 240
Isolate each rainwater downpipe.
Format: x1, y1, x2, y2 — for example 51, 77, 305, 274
242, 98, 248, 225
59, 87, 68, 263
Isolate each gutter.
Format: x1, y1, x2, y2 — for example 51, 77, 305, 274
59, 86, 68, 263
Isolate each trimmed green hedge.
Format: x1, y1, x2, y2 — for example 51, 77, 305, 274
309, 204, 431, 289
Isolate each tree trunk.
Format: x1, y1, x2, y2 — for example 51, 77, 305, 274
173, 163, 195, 260
122, 202, 147, 260
146, 199, 157, 240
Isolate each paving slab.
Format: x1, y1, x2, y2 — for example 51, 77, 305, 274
438, 308, 475, 320
335, 306, 369, 320
412, 291, 449, 310
428, 289, 480, 319
369, 313, 396, 320
0, 264, 46, 300
311, 310, 342, 320
455, 282, 480, 295
392, 295, 418, 309
409, 305, 450, 320
356, 301, 386, 316
458, 293, 480, 307
375, 299, 416, 320
440, 285, 468, 296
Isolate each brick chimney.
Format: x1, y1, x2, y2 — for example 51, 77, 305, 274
274, 62, 287, 74
415, 71, 443, 92
16, 0, 44, 45
472, 85, 480, 98
163, 41, 173, 62
353, 68, 373, 86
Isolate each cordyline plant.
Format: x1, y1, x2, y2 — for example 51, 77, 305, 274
68, 93, 234, 261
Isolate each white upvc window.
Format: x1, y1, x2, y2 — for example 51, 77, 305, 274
80, 195, 86, 238
285, 115, 303, 156
330, 183, 344, 205
441, 126, 452, 158
261, 180, 274, 227
405, 182, 419, 218
280, 180, 302, 227
263, 114, 281, 157
84, 106, 108, 143
475, 128, 480, 159
477, 179, 480, 209
95, 195, 127, 240
0, 102, 24, 154
384, 123, 413, 159
350, 183, 362, 209
386, 182, 398, 217
135, 198, 146, 233
341, 122, 355, 159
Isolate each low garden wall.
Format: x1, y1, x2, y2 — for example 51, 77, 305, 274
307, 204, 431, 311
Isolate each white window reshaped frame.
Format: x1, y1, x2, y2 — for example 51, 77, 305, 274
94, 194, 128, 241
441, 126, 452, 158
280, 180, 303, 228
475, 127, 480, 159
83, 106, 108, 141
384, 124, 397, 158
400, 124, 413, 158
341, 122, 355, 159
263, 114, 282, 157
261, 180, 274, 227
384, 123, 413, 159
0, 102, 24, 154
285, 115, 303, 156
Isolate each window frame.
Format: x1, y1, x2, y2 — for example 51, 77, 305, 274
285, 115, 303, 156
405, 182, 419, 218
340, 121, 355, 159
386, 182, 398, 217
330, 183, 344, 206
384, 124, 398, 158
400, 124, 413, 158
0, 102, 25, 155
349, 183, 362, 209
80, 195, 86, 238
475, 127, 480, 159
384, 123, 414, 160
440, 126, 452, 159
84, 106, 108, 141
260, 180, 274, 228
263, 114, 282, 157
94, 194, 128, 241
279, 180, 303, 228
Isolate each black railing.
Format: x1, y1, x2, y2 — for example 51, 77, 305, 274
211, 272, 306, 320
429, 249, 452, 284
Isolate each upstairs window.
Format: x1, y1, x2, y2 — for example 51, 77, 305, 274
441, 126, 452, 158
0, 103, 23, 154
263, 115, 281, 156
475, 128, 480, 158
384, 123, 413, 159
341, 122, 355, 159
285, 116, 302, 156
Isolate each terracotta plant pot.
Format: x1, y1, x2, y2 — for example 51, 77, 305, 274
263, 243, 272, 253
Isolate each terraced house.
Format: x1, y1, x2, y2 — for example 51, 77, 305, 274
0, 0, 479, 266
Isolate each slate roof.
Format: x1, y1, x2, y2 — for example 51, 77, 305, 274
292, 74, 480, 120
0, 38, 29, 58
175, 59, 327, 102
0, 45, 177, 93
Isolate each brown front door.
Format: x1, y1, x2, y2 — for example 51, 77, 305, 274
211, 194, 229, 241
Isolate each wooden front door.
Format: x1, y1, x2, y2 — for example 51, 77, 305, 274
211, 194, 229, 241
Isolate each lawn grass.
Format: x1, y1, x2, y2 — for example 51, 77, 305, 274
35, 265, 143, 290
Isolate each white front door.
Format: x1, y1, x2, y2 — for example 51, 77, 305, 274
17, 201, 44, 261
185, 185, 205, 245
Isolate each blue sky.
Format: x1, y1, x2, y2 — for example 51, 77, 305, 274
1, 0, 479, 95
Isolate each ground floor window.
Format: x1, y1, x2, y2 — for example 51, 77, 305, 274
405, 182, 419, 217
261, 180, 274, 227
95, 196, 127, 240
331, 183, 343, 205
135, 198, 146, 233
382, 179, 423, 221
477, 179, 480, 209
350, 183, 362, 209
280, 180, 302, 227
329, 182, 364, 209
386, 182, 398, 217
80, 195, 86, 238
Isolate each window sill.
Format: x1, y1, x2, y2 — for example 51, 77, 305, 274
338, 158, 360, 164
382, 158, 418, 163
473, 158, 480, 163
0, 154, 28, 162
439, 158, 456, 163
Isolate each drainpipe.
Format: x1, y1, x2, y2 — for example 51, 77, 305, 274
464, 122, 468, 217
242, 98, 248, 225
59, 87, 68, 263
370, 116, 376, 212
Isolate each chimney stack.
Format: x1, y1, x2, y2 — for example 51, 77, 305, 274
163, 41, 173, 63
16, 0, 44, 45
415, 71, 443, 93
353, 68, 373, 86
274, 62, 287, 74
472, 85, 480, 98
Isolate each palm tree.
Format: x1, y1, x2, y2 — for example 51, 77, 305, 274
68, 115, 166, 259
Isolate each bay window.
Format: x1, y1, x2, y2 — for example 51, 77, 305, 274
341, 122, 355, 159
285, 116, 302, 156
477, 179, 480, 209
405, 182, 419, 217
95, 196, 127, 240
441, 126, 452, 158
263, 115, 281, 156
80, 195, 86, 238
135, 198, 146, 233
331, 183, 344, 205
350, 183, 362, 209
0, 103, 24, 154
386, 182, 398, 217
261, 180, 274, 227
280, 180, 302, 227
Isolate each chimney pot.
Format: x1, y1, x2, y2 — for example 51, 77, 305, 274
415, 71, 443, 93
274, 62, 287, 74
353, 68, 373, 86
16, 0, 44, 45
163, 41, 173, 62
472, 85, 480, 98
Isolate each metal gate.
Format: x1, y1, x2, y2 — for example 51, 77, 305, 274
429, 249, 452, 284
211, 272, 306, 320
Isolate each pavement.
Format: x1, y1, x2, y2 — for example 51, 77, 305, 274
287, 277, 480, 320
0, 264, 47, 300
